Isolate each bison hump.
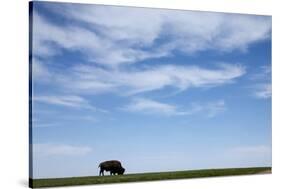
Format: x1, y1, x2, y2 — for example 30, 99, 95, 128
99, 160, 122, 168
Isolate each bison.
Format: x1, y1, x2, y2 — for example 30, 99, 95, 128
99, 160, 125, 176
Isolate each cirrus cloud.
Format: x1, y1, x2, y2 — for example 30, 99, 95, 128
254, 84, 272, 99
250, 65, 271, 99
33, 3, 271, 67
54, 63, 246, 95
33, 94, 106, 112
122, 98, 226, 117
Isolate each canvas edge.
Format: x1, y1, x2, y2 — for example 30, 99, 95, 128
29, 1, 34, 188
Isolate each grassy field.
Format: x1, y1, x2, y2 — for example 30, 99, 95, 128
30, 167, 271, 188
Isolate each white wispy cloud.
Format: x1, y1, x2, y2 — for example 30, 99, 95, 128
34, 95, 86, 107
62, 5, 271, 52
32, 123, 59, 128
254, 83, 272, 99
32, 11, 168, 67
33, 143, 92, 157
250, 65, 271, 81
57, 63, 246, 95
251, 66, 271, 99
122, 98, 226, 117
32, 116, 98, 129
32, 4, 263, 97
32, 58, 51, 82
33, 11, 106, 59
33, 95, 100, 111
122, 98, 179, 115
33, 4, 271, 67
191, 100, 226, 118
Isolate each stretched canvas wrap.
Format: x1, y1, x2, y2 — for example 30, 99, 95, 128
29, 1, 272, 188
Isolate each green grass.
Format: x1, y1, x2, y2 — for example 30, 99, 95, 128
30, 167, 271, 188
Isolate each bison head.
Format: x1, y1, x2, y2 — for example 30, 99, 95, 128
119, 167, 125, 175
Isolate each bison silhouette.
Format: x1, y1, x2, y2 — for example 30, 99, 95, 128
99, 160, 125, 176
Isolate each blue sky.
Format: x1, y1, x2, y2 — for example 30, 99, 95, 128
30, 2, 272, 178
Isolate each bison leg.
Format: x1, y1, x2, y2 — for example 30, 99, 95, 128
110, 171, 117, 175
99, 169, 104, 176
